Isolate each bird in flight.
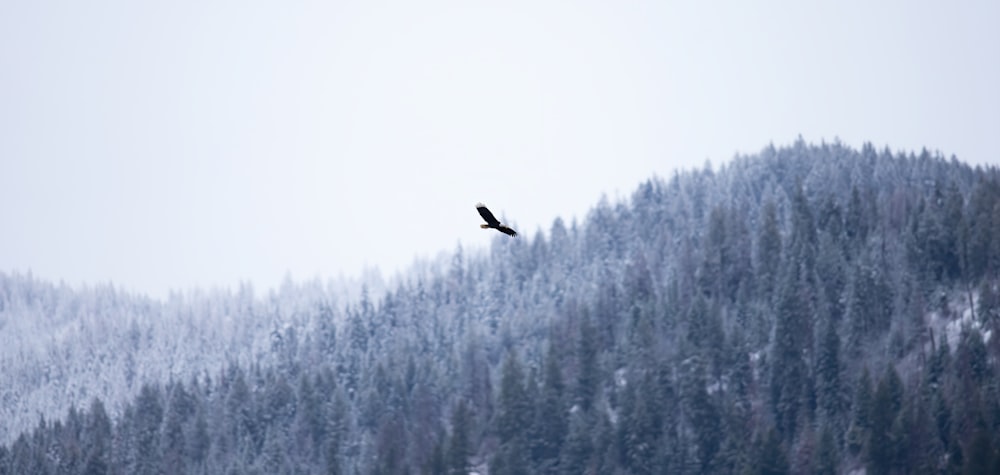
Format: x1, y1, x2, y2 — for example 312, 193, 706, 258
476, 203, 517, 237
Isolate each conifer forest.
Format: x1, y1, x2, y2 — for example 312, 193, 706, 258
2, 140, 999, 474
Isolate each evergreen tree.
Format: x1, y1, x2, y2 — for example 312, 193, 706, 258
717, 332, 753, 474
746, 429, 789, 475
955, 327, 989, 388
847, 366, 873, 456
55, 407, 84, 475
815, 230, 848, 323
896, 387, 938, 475
991, 200, 1000, 278
815, 425, 838, 475
82, 398, 112, 475
324, 386, 349, 475
960, 177, 999, 281
262, 372, 295, 431
940, 182, 966, 281
685, 294, 725, 378
161, 383, 193, 475
446, 400, 471, 475
866, 365, 904, 475
962, 425, 995, 475
316, 304, 338, 359
756, 201, 782, 301
187, 406, 210, 469
9, 433, 44, 475
133, 384, 164, 475
725, 205, 754, 302
575, 313, 599, 413
424, 438, 446, 475
260, 427, 292, 475
815, 316, 845, 430
770, 260, 812, 440
559, 412, 592, 475
494, 351, 531, 475
977, 278, 999, 328
929, 383, 958, 473
681, 356, 721, 472
788, 183, 818, 271
497, 351, 530, 445
593, 412, 620, 475
112, 406, 137, 475
292, 374, 324, 462
846, 254, 893, 355
225, 367, 257, 453
700, 205, 728, 298
531, 343, 567, 470
620, 379, 657, 475
911, 182, 965, 282
846, 186, 870, 246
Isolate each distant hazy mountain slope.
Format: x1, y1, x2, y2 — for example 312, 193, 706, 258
0, 273, 373, 444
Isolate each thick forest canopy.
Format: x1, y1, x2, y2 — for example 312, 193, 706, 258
2, 139, 999, 474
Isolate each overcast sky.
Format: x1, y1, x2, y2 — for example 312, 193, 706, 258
2, 0, 998, 299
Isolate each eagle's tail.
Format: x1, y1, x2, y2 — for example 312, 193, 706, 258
480, 224, 491, 229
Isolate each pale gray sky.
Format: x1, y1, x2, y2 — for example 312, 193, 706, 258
2, 0, 998, 298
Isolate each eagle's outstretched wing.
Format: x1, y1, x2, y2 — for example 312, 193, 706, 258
476, 203, 517, 237
476, 203, 501, 227
497, 225, 518, 237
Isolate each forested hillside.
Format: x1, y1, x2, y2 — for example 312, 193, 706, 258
2, 139, 999, 474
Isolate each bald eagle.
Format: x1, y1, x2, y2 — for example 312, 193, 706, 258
476, 203, 517, 237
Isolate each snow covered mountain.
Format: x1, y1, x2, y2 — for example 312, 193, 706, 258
2, 139, 998, 474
